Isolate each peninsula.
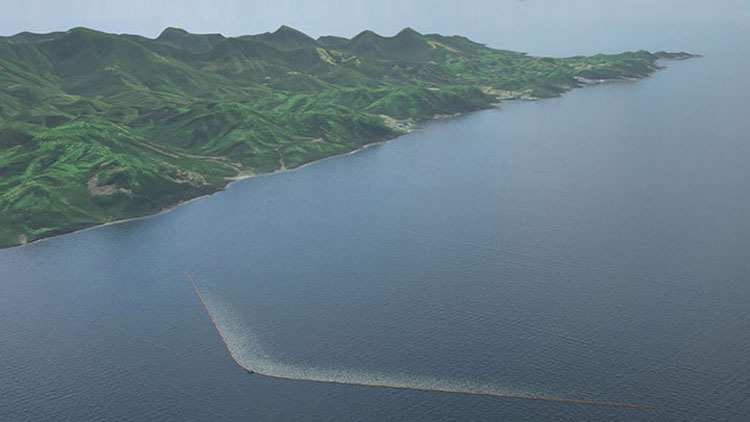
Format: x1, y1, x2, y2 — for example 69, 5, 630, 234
0, 26, 693, 247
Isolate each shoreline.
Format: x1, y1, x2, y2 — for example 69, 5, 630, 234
1, 120, 429, 251
2, 58, 690, 251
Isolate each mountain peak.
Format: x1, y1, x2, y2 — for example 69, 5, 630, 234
67, 27, 101, 35
272, 25, 313, 39
154, 27, 225, 53
274, 25, 299, 33
353, 29, 382, 39
254, 25, 316, 49
157, 27, 189, 40
396, 27, 422, 37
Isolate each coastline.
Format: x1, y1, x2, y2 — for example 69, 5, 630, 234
2, 57, 691, 251
1, 118, 429, 251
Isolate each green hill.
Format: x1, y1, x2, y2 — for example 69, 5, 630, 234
154, 27, 225, 53
251, 25, 319, 50
0, 26, 694, 247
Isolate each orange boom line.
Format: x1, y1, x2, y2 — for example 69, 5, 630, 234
187, 273, 652, 410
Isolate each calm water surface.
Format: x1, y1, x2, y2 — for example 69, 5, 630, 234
2, 21, 750, 422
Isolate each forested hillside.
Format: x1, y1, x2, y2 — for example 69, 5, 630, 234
0, 25, 692, 247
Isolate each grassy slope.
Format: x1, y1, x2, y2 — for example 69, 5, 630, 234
0, 26, 693, 247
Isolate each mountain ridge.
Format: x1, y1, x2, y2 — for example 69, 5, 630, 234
0, 26, 695, 247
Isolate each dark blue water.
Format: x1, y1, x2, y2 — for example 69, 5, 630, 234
3, 20, 750, 422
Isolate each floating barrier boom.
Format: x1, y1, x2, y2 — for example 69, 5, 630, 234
187, 273, 652, 409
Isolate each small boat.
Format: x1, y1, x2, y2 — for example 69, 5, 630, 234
247, 370, 255, 375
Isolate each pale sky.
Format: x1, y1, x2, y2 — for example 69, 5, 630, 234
1, 0, 748, 56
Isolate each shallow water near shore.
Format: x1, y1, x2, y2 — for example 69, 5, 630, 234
3, 20, 750, 422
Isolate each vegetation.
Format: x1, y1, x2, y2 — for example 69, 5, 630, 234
0, 26, 693, 247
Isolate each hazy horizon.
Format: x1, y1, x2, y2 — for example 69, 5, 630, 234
2, 0, 748, 56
